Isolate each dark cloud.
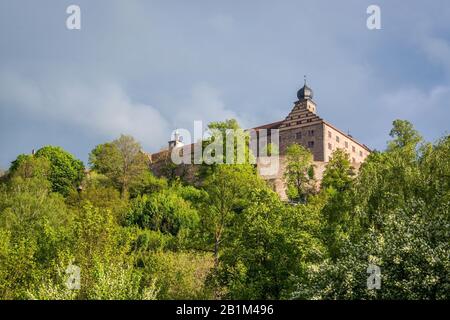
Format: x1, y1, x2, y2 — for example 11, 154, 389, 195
1, 0, 449, 168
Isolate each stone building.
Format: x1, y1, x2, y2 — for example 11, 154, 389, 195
149, 81, 371, 199
250, 81, 370, 198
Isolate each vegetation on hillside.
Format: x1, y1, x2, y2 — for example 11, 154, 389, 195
0, 120, 448, 300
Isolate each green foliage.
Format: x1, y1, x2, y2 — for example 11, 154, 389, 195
140, 251, 214, 300
0, 175, 74, 299
284, 143, 316, 202
321, 148, 354, 191
89, 135, 149, 198
10, 147, 84, 196
199, 119, 254, 177
66, 171, 129, 223
9, 154, 50, 180
217, 188, 324, 299
201, 165, 262, 272
34, 146, 85, 196
294, 200, 449, 299
126, 190, 199, 236
290, 122, 449, 299
0, 123, 448, 300
320, 149, 356, 258
129, 171, 168, 198
388, 119, 422, 151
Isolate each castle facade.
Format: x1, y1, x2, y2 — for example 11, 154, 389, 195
149, 82, 370, 199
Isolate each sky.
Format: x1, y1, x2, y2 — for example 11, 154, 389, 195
0, 0, 449, 169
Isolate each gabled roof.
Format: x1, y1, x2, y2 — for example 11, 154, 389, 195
251, 120, 284, 131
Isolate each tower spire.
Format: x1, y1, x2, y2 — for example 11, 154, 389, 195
297, 76, 313, 100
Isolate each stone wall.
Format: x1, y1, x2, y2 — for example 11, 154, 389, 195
323, 123, 370, 164
257, 155, 328, 200
279, 122, 325, 161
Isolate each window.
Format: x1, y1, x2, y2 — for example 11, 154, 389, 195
359, 150, 363, 157
308, 130, 314, 136
352, 146, 356, 153
307, 119, 312, 123
296, 132, 302, 139
352, 157, 356, 163
345, 141, 348, 148
336, 136, 340, 143
308, 141, 314, 148
328, 143, 332, 150
328, 131, 332, 138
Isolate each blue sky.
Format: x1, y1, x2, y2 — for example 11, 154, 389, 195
0, 0, 449, 168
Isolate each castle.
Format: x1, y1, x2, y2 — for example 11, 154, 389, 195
149, 81, 371, 199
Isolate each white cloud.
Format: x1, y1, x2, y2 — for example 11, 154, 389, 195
0, 71, 170, 151
379, 85, 450, 140
168, 82, 244, 129
417, 35, 450, 74
381, 85, 450, 115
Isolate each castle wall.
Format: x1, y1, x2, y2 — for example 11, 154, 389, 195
323, 123, 370, 164
279, 122, 325, 161
257, 155, 328, 200
148, 90, 371, 200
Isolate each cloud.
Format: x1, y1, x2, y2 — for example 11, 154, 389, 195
162, 82, 244, 130
0, 71, 170, 151
379, 85, 450, 140
0, 71, 242, 156
1, 0, 450, 166
420, 36, 450, 73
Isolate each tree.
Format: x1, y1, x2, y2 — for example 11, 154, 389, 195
202, 165, 260, 270
65, 171, 129, 223
10, 147, 84, 196
35, 146, 85, 196
0, 174, 73, 299
293, 197, 449, 300
217, 187, 324, 299
321, 149, 354, 191
140, 251, 214, 299
284, 143, 315, 202
294, 123, 449, 299
199, 120, 254, 177
320, 149, 356, 258
129, 171, 168, 198
9, 154, 50, 180
352, 120, 423, 231
126, 189, 199, 236
388, 119, 422, 151
89, 135, 149, 198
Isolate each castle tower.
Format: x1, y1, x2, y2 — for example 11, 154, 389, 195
168, 130, 184, 149
296, 77, 317, 114
278, 79, 324, 160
